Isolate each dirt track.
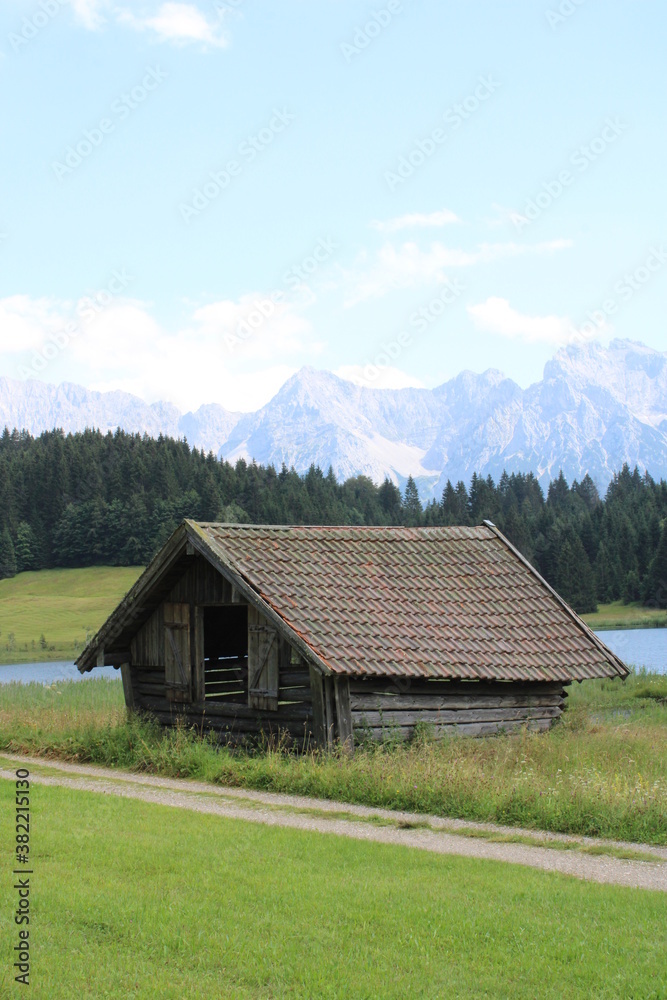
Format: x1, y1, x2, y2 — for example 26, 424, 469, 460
2, 753, 665, 892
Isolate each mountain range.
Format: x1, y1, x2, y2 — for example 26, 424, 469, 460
1, 339, 665, 500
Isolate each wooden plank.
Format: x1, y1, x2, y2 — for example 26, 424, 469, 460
334, 676, 354, 752
354, 718, 555, 740
349, 679, 565, 696
146, 711, 311, 737
139, 696, 312, 723
309, 665, 326, 748
120, 663, 134, 709
278, 671, 311, 687
278, 687, 313, 702
352, 706, 562, 727
349, 693, 565, 711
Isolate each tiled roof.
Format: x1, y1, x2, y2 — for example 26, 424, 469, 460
194, 523, 627, 683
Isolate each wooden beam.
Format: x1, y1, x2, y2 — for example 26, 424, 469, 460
309, 664, 326, 748
334, 677, 354, 753
323, 676, 335, 751
103, 651, 132, 668
120, 663, 135, 710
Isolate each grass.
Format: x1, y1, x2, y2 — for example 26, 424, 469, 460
0, 781, 665, 999
581, 600, 667, 630
1, 671, 665, 846
0, 566, 143, 663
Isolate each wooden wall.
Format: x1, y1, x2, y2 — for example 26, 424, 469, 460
349, 678, 567, 741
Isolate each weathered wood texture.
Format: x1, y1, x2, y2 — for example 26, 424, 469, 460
164, 602, 191, 702
130, 603, 164, 668
247, 605, 280, 711
351, 679, 567, 740
168, 556, 240, 606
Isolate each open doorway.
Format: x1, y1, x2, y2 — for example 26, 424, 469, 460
203, 606, 248, 702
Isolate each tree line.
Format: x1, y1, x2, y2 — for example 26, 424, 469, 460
0, 426, 666, 613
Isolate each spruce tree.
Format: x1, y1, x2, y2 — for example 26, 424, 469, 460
0, 526, 17, 579
402, 476, 423, 526
642, 521, 667, 608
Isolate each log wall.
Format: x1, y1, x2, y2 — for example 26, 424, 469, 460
349, 678, 567, 740
128, 642, 315, 746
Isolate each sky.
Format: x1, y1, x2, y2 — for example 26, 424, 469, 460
1, 0, 666, 413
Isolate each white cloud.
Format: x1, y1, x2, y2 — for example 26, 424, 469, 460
3, 292, 322, 412
117, 3, 227, 48
0, 295, 68, 353
370, 210, 461, 233
334, 365, 425, 390
467, 297, 600, 346
344, 238, 572, 306
69, 0, 108, 30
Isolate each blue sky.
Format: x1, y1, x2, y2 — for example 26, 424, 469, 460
1, 0, 665, 412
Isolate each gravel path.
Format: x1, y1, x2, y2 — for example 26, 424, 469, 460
2, 753, 665, 892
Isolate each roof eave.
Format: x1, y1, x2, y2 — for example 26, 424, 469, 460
75, 523, 190, 673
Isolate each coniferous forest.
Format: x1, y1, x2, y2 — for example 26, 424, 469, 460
0, 426, 666, 614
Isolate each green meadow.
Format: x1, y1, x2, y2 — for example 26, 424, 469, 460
0, 566, 142, 663
0, 779, 665, 999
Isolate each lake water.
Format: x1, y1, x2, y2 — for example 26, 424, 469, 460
0, 628, 665, 683
594, 629, 667, 675
0, 661, 119, 685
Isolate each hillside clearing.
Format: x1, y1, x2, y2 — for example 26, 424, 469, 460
0, 566, 142, 663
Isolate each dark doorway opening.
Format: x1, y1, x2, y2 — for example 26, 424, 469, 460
203, 606, 248, 702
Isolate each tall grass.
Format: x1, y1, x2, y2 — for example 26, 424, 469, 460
1, 672, 665, 844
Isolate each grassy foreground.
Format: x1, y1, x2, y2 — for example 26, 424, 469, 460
1, 672, 665, 845
0, 566, 142, 663
0, 780, 665, 1000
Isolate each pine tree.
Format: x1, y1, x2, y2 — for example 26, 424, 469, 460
402, 476, 423, 526
642, 521, 667, 608
15, 522, 36, 572
0, 526, 17, 579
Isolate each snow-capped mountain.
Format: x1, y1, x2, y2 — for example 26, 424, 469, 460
0, 339, 665, 498
0, 378, 240, 455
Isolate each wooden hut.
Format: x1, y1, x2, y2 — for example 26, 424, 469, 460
77, 520, 628, 748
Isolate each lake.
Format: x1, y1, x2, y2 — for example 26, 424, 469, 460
0, 661, 120, 685
0, 628, 665, 684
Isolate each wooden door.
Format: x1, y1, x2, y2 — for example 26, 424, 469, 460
247, 605, 279, 711
164, 602, 192, 703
